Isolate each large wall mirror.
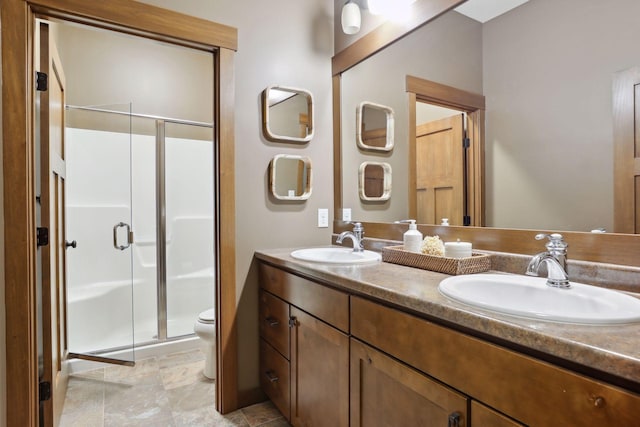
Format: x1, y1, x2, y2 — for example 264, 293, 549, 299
262, 85, 314, 143
336, 0, 640, 234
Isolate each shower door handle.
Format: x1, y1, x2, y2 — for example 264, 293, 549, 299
113, 222, 133, 250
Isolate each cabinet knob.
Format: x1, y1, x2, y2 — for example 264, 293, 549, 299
591, 395, 606, 408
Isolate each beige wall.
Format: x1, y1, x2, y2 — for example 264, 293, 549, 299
137, 0, 335, 396
55, 22, 213, 125
482, 0, 640, 231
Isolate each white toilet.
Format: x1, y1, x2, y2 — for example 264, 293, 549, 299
194, 308, 216, 380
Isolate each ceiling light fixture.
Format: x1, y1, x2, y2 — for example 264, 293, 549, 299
341, 0, 361, 35
368, 0, 416, 22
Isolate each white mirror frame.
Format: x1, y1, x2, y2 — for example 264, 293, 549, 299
269, 154, 313, 201
358, 161, 392, 202
262, 85, 314, 143
356, 101, 394, 152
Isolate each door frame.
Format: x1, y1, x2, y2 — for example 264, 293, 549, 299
2, 0, 238, 424
406, 75, 485, 226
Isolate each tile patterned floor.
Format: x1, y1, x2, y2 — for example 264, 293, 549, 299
60, 349, 289, 427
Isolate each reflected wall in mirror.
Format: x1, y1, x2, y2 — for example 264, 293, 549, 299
359, 162, 392, 201
357, 101, 394, 151
338, 0, 640, 233
269, 154, 312, 201
262, 85, 314, 143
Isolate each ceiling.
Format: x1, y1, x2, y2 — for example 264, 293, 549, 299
454, 0, 529, 23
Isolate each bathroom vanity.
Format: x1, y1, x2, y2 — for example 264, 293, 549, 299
255, 248, 640, 426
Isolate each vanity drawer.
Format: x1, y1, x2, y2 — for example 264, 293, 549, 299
259, 290, 290, 359
471, 401, 524, 427
260, 338, 290, 421
259, 263, 349, 333
351, 296, 640, 427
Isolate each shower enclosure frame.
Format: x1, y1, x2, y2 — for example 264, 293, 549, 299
2, 0, 239, 424
65, 104, 215, 353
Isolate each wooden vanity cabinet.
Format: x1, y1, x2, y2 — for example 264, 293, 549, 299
351, 296, 640, 427
259, 263, 349, 427
258, 260, 640, 426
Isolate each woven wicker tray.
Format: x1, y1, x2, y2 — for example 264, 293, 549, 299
382, 245, 490, 275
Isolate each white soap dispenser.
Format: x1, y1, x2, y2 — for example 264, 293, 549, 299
403, 220, 423, 253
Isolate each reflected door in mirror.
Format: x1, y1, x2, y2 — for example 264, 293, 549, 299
416, 114, 464, 225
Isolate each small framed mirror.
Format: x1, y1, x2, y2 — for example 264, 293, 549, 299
262, 85, 314, 143
357, 101, 394, 151
269, 154, 312, 201
359, 162, 391, 201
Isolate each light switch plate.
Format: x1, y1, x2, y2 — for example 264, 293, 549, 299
318, 208, 329, 228
342, 208, 352, 222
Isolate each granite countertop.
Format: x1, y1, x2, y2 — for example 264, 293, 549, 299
254, 247, 640, 391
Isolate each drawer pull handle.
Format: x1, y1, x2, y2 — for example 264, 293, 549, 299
265, 316, 279, 327
265, 370, 279, 383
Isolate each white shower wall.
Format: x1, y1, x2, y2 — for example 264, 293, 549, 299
65, 127, 215, 354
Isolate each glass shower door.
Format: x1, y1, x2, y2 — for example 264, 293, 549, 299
65, 104, 136, 365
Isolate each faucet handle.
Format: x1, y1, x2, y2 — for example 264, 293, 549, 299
535, 233, 567, 251
350, 222, 363, 231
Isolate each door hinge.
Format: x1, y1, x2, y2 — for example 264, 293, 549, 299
36, 72, 48, 91
37, 227, 49, 247
39, 381, 51, 402
462, 137, 470, 148
463, 215, 471, 226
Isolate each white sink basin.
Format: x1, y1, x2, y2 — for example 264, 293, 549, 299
290, 247, 381, 264
439, 274, 640, 324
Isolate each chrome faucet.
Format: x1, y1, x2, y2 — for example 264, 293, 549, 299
336, 222, 364, 252
526, 233, 570, 288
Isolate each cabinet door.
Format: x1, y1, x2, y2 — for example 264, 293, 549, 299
290, 307, 349, 427
351, 338, 468, 427
471, 401, 523, 427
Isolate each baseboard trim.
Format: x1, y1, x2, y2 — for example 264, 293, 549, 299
236, 387, 267, 410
